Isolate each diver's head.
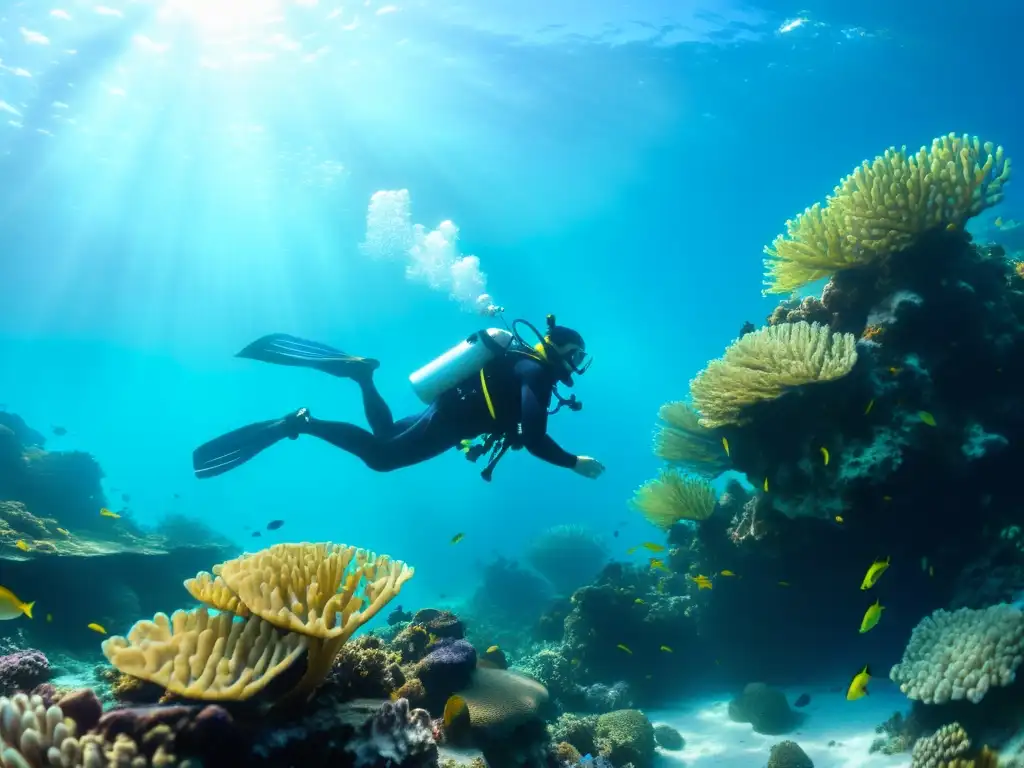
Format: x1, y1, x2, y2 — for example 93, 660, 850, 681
540, 315, 592, 384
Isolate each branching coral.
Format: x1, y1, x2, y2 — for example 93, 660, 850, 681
102, 542, 414, 703
652, 402, 730, 477
631, 469, 716, 530
890, 604, 1024, 704
763, 133, 1011, 295
689, 321, 858, 428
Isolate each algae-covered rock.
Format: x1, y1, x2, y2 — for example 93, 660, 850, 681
729, 683, 802, 735
654, 722, 685, 750
595, 708, 656, 768
767, 740, 813, 768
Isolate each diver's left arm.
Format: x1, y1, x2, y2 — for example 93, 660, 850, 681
519, 374, 579, 469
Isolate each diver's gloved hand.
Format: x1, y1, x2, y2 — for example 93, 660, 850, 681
573, 456, 605, 479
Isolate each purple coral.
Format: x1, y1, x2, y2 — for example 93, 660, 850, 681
0, 650, 50, 695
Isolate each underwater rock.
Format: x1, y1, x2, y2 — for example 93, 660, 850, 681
653, 723, 684, 751
594, 709, 656, 768
55, 687, 103, 733
0, 649, 50, 695
413, 608, 464, 640
416, 638, 477, 708
767, 739, 813, 768
330, 635, 406, 701
728, 683, 802, 735
549, 712, 598, 756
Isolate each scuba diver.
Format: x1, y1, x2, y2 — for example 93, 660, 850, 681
191, 314, 606, 482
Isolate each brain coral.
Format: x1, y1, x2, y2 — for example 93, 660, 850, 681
890, 604, 1024, 704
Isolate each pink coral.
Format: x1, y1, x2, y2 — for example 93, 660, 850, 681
0, 649, 50, 695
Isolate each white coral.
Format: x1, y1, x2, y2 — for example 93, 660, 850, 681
890, 604, 1024, 704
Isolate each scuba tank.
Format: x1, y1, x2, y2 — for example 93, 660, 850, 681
408, 328, 514, 405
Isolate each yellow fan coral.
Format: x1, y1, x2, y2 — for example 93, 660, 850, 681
653, 401, 730, 476
631, 468, 716, 530
102, 541, 414, 703
763, 133, 1012, 295
689, 321, 857, 429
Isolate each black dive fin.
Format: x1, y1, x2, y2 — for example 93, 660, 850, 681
193, 411, 303, 479
235, 333, 379, 379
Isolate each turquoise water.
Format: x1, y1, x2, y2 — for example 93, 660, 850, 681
0, 0, 1018, 619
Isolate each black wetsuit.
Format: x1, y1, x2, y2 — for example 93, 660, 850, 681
298, 356, 578, 472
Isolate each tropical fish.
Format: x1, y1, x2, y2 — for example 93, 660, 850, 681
888, 366, 901, 375
642, 542, 665, 553
722, 437, 730, 457
929, 566, 934, 577
616, 643, 633, 655
649, 558, 669, 573
835, 516, 844, 524
99, 508, 120, 519
660, 645, 673, 653
778, 581, 791, 587
626, 546, 639, 555
267, 519, 285, 531
51, 426, 67, 436
613, 530, 619, 538
859, 599, 884, 633
820, 447, 830, 466
688, 575, 712, 590
14, 541, 29, 552
720, 570, 737, 577
763, 477, 769, 492
634, 598, 645, 605
883, 495, 892, 502
945, 222, 958, 232
0, 587, 33, 620
864, 399, 875, 415
794, 693, 811, 707
450, 533, 465, 545
45, 614, 53, 623
918, 411, 937, 427
486, 645, 500, 653
56, 528, 70, 536
846, 665, 871, 700
443, 694, 469, 731
995, 216, 1004, 227
860, 556, 891, 590
87, 623, 106, 634
251, 531, 262, 538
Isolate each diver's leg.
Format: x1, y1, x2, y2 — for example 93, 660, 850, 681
355, 377, 399, 437
301, 405, 458, 472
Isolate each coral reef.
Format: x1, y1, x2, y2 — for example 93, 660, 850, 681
911, 722, 971, 767
330, 635, 406, 701
727, 683, 802, 735
103, 541, 414, 703
890, 605, 1024, 704
0, 650, 50, 696
526, 524, 609, 596
631, 468, 716, 529
593, 709, 656, 768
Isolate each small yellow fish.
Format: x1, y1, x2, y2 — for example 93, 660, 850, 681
859, 599, 884, 633
722, 437, 730, 457
864, 399, 875, 415
846, 664, 872, 701
820, 446, 830, 466
656, 580, 665, 593
763, 477, 769, 493
883, 495, 893, 502
946, 222, 958, 231
660, 645, 673, 653
571, 658, 580, 666
929, 565, 934, 577
649, 558, 669, 573
56, 528, 70, 536
634, 598, 646, 605
835, 515, 844, 524
87, 623, 107, 634
688, 575, 713, 590
0, 587, 34, 620
443, 694, 470, 730
996, 216, 1004, 227
14, 540, 29, 552
642, 542, 665, 553
626, 546, 639, 555
860, 556, 891, 590
486, 645, 499, 653
45, 614, 52, 623
450, 533, 464, 545
720, 570, 737, 577
889, 366, 901, 376
918, 411, 937, 427
778, 581, 791, 587
617, 643, 633, 654
99, 508, 120, 519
